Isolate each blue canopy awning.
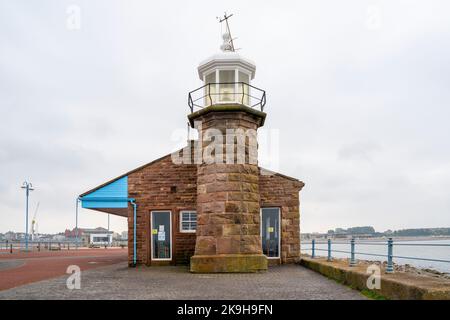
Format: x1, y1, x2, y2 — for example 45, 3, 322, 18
80, 176, 129, 217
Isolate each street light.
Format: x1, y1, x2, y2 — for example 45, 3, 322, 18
75, 197, 80, 249
21, 181, 34, 251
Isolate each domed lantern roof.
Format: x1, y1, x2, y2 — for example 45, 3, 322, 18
197, 50, 256, 81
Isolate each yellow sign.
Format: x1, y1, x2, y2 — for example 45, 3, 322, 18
152, 229, 158, 234
268, 227, 274, 233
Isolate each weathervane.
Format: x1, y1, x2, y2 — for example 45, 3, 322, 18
217, 12, 237, 52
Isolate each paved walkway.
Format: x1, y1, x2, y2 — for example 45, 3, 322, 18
0, 263, 365, 300
0, 249, 127, 290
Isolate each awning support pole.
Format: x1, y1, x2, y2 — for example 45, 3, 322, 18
77, 194, 136, 266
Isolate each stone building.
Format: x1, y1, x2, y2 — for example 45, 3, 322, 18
79, 31, 304, 272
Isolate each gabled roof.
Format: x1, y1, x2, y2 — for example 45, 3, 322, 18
82, 227, 113, 234
79, 153, 171, 197
79, 153, 173, 217
259, 167, 305, 188
80, 176, 129, 217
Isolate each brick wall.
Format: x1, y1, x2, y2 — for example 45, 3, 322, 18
259, 171, 305, 264
127, 155, 197, 266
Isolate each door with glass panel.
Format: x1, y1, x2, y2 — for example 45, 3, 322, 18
261, 208, 280, 258
151, 211, 172, 260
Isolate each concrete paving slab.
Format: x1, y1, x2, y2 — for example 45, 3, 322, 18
0, 263, 366, 300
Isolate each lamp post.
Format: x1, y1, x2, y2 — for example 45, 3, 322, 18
21, 181, 34, 251
75, 198, 80, 249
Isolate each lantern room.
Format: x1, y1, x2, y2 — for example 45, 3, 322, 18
188, 33, 266, 112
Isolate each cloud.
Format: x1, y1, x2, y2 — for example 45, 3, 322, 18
338, 141, 381, 162
1, 0, 450, 234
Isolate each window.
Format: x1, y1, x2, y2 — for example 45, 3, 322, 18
180, 211, 197, 233
238, 71, 250, 105
238, 71, 249, 84
219, 70, 235, 102
205, 72, 216, 105
92, 236, 109, 243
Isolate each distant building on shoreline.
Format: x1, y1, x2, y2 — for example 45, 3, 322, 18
0, 227, 127, 246
301, 226, 450, 240
65, 227, 113, 246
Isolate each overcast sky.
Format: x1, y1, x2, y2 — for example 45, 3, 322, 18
1, 0, 450, 234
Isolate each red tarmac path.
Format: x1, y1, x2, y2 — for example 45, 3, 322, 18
0, 248, 127, 291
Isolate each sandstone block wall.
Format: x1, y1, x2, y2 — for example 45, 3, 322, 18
125, 149, 304, 266
193, 110, 263, 258
259, 171, 304, 263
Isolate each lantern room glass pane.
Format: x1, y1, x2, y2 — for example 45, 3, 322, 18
238, 71, 249, 84
219, 70, 235, 102
205, 72, 216, 105
238, 71, 250, 105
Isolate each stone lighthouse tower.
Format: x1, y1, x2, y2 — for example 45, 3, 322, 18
189, 16, 268, 272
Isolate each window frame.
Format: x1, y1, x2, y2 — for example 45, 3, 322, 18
179, 210, 197, 233
150, 210, 172, 261
260, 207, 281, 259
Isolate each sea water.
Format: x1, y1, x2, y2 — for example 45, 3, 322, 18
301, 239, 450, 273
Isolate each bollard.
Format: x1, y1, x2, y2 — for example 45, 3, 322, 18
68, 243, 70, 250
10, 244, 13, 254
38, 243, 40, 252
327, 238, 332, 261
311, 239, 315, 258
386, 238, 394, 273
349, 238, 356, 267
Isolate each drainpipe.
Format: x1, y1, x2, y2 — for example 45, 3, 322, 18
129, 200, 137, 266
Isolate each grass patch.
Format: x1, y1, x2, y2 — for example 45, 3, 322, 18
328, 274, 388, 300
360, 289, 388, 300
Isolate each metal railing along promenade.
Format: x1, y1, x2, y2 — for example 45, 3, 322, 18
0, 240, 127, 253
302, 238, 450, 273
